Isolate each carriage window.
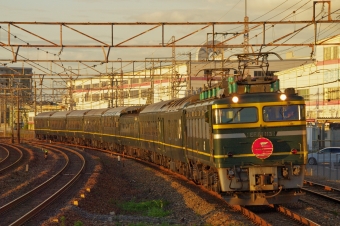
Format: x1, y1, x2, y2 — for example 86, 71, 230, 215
197, 119, 200, 138
178, 119, 181, 139
263, 105, 305, 122
193, 119, 196, 138
213, 107, 258, 124
201, 118, 206, 139
205, 120, 210, 139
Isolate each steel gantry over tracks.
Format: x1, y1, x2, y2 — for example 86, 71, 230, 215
0, 13, 340, 63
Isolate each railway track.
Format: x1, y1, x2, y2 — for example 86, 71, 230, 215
302, 180, 340, 203
0, 144, 85, 226
247, 204, 320, 226
0, 144, 10, 163
0, 143, 24, 173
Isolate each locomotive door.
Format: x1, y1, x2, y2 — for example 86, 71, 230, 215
157, 118, 165, 153
207, 109, 214, 163
183, 112, 190, 161
183, 113, 187, 152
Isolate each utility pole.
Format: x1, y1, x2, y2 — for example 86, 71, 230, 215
244, 0, 249, 54
151, 61, 154, 104
115, 78, 118, 107
39, 75, 44, 113
180, 52, 192, 95
17, 84, 20, 144
171, 36, 176, 99
4, 89, 7, 137
118, 58, 124, 106
188, 52, 191, 95
69, 76, 73, 110
10, 78, 14, 143
146, 63, 154, 104
68, 66, 74, 110
69, 75, 73, 111
110, 73, 114, 108
244, 0, 250, 78
107, 64, 115, 108
34, 81, 37, 116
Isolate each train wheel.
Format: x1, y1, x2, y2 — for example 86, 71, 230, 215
203, 171, 209, 188
212, 172, 220, 192
192, 166, 199, 184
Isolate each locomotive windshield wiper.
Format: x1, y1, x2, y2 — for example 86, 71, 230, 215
225, 108, 243, 123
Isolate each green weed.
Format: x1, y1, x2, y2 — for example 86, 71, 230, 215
120, 199, 170, 217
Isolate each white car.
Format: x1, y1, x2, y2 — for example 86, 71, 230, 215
308, 147, 340, 165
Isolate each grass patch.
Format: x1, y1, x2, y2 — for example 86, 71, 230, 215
120, 199, 170, 217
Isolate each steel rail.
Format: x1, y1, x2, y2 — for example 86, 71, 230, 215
302, 180, 340, 203
0, 145, 10, 163
0, 145, 69, 217
9, 144, 85, 226
0, 143, 23, 172
270, 204, 320, 226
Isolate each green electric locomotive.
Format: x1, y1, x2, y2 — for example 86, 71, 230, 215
184, 80, 306, 205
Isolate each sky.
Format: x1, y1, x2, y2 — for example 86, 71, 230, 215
1, 1, 340, 60
1, 0, 339, 22
1, 0, 340, 95
1, 0, 291, 22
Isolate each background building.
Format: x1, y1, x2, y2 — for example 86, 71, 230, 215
0, 67, 33, 136
67, 58, 313, 110
276, 34, 340, 150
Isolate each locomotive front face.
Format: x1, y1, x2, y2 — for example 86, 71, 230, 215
211, 96, 307, 205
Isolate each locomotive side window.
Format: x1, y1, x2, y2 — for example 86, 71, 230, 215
196, 118, 199, 138
263, 105, 306, 121
205, 119, 210, 139
199, 119, 203, 138
193, 118, 197, 138
168, 120, 171, 140
201, 119, 205, 139
178, 119, 181, 139
197, 118, 200, 138
213, 107, 258, 124
192, 119, 195, 138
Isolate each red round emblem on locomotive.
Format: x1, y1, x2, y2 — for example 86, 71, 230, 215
252, 137, 273, 159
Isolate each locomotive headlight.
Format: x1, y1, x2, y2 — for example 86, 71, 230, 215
232, 96, 239, 103
280, 93, 287, 101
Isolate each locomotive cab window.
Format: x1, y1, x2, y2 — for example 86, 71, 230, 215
263, 104, 306, 121
213, 107, 258, 124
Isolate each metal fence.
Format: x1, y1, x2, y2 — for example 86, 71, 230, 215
307, 125, 340, 152
304, 124, 340, 180
305, 153, 340, 181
